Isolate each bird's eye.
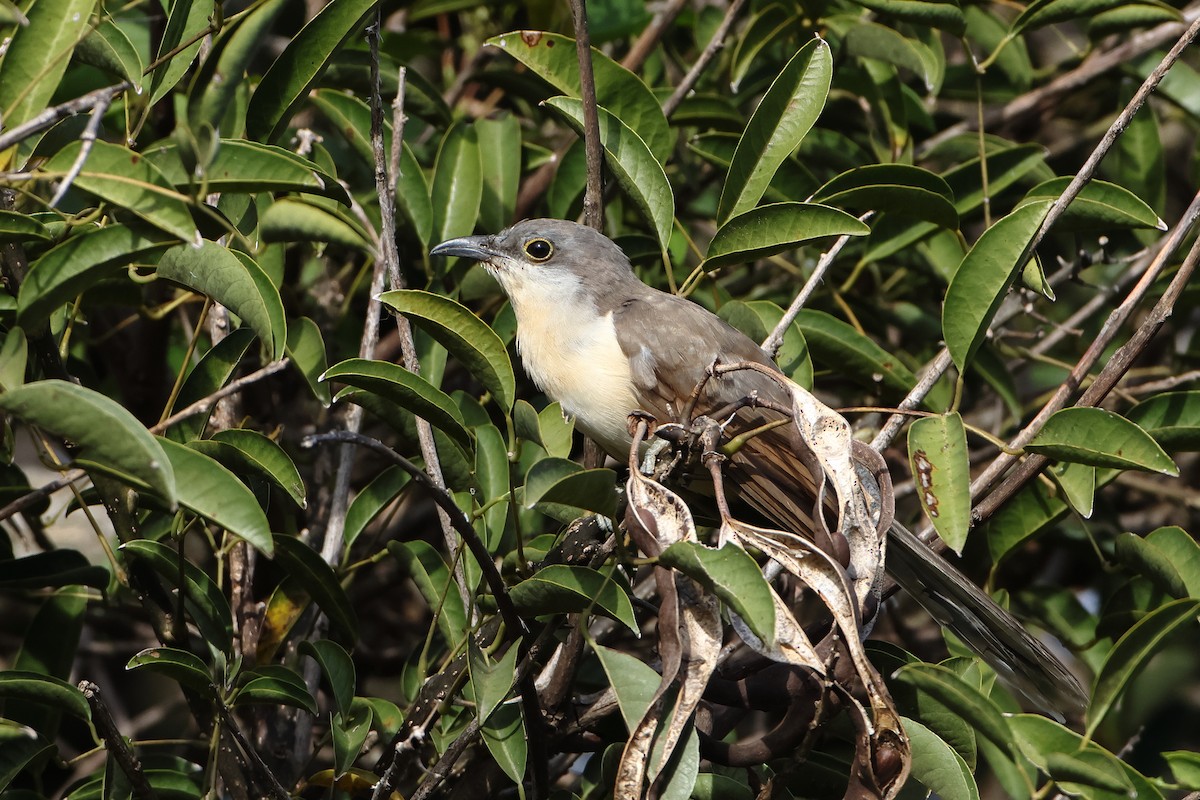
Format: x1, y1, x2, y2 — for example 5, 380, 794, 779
524, 238, 553, 261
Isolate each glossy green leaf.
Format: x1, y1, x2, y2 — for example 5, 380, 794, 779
344, 465, 410, 552
0, 210, 50, 242
236, 675, 318, 714
42, 141, 198, 243
286, 316, 332, 406
147, 0, 213, 104
1113, 531, 1190, 599
300, 640, 355, 716
1026, 407, 1178, 475
1087, 597, 1200, 736
718, 38, 832, 223
1088, 2, 1182, 38
387, 540, 467, 649
980, 479, 1070, 564
75, 19, 143, 89
1011, 715, 1166, 799
189, 0, 289, 129
198, 428, 306, 508
480, 699, 526, 786
476, 114, 521, 233
704, 202, 869, 269
1127, 391, 1200, 451
431, 123, 482, 246
259, 198, 372, 250
903, 717, 979, 800
658, 541, 775, 647
324, 358, 471, 449
331, 700, 372, 777
125, 647, 213, 693
894, 663, 1020, 764
844, 20, 939, 92
1011, 0, 1127, 36
523, 458, 617, 518
544, 97, 674, 253
908, 412, 970, 554
0, 380, 175, 503
245, 0, 379, 142
272, 534, 358, 641
166, 327, 258, 442
1145, 526, 1200, 598
718, 300, 813, 388
0, 721, 53, 793
486, 30, 671, 163
0, 327, 25, 393
1046, 751, 1135, 798
1048, 461, 1096, 518
0, 0, 93, 128
812, 164, 957, 229
156, 242, 287, 361
17, 225, 173, 329
150, 140, 349, 204
0, 550, 109, 591
943, 201, 1051, 373
1164, 750, 1200, 789
794, 310, 918, 398
0, 672, 90, 723
157, 437, 272, 554
469, 641, 520, 726
509, 564, 637, 633
850, 0, 966, 35
1020, 177, 1164, 231
378, 290, 516, 412
730, 5, 796, 92
120, 539, 233, 653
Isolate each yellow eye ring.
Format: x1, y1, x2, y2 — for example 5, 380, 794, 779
524, 238, 553, 261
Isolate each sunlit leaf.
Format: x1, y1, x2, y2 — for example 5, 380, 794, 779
1026, 407, 1178, 475
908, 412, 970, 554
703, 202, 869, 269
300, 640, 355, 716
509, 564, 637, 633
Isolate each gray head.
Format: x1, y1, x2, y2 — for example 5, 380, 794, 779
430, 219, 639, 305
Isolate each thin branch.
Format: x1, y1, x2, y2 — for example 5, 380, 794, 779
662, 0, 749, 118
0, 82, 129, 152
762, 212, 872, 358
216, 702, 291, 800
78, 681, 159, 800
870, 349, 954, 453
570, 0, 605, 231
620, 0, 689, 74
49, 94, 112, 208
973, 219, 1200, 523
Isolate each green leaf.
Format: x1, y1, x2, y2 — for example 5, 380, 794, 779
894, 663, 1021, 765
849, 0, 966, 35
509, 564, 637, 633
1011, 715, 1166, 800
0, 550, 109, 591
324, 358, 472, 449
1127, 391, 1200, 451
300, 640, 355, 716
344, 466, 410, 552
1011, 0, 1128, 36
125, 647, 214, 693
1145, 526, 1200, 598
260, 198, 372, 249
0, 210, 50, 242
1113, 531, 1191, 599
1164, 750, 1200, 790
120, 539, 233, 653
718, 300, 812, 388
166, 327, 258, 442
593, 644, 661, 728
0, 721, 53, 793
0, 380, 175, 504
387, 540, 467, 649
188, 0, 289, 129
1087, 597, 1200, 736
476, 114, 521, 233
1048, 461, 1096, 518
147, 0, 213, 104
486, 30, 671, 163
844, 20, 939, 92
378, 290, 516, 412
718, 38, 832, 223
42, 141, 198, 243
0, 672, 90, 723
272, 534, 358, 641
156, 242, 287, 361
235, 675, 318, 714
812, 164, 957, 229
431, 122, 483, 245
0, 326, 25, 389
157, 437, 273, 555
703, 202, 869, 269
908, 412, 970, 554
523, 458, 617, 519
469, 641, 520, 726
331, 700, 372, 777
286, 316, 332, 406
943, 201, 1051, 373
245, 0, 379, 142
902, 717, 980, 800
1019, 177, 1164, 231
198, 428, 306, 508
76, 18, 144, 89
1045, 751, 1135, 798
794, 309, 918, 398
480, 700, 526, 786
17, 224, 174, 330
0, 0, 93, 128
150, 140, 349, 204
544, 96, 674, 254
1089, 2, 1182, 38
980, 479, 1070, 564
658, 541, 775, 647
730, 5, 797, 92
1025, 407, 1178, 475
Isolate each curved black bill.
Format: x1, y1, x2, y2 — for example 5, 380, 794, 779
430, 235, 493, 261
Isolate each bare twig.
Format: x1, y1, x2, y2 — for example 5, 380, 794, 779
570, 0, 605, 231
662, 0, 749, 118
48, 94, 113, 208
620, 0, 689, 74
0, 83, 129, 152
762, 212, 872, 358
79, 681, 159, 800
870, 349, 954, 453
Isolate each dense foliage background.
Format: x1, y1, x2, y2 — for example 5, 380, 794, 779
3, 0, 1200, 797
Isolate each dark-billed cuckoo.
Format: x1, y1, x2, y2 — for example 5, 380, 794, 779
431, 218, 1085, 715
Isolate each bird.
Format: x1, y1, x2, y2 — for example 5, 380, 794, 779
430, 217, 1086, 716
